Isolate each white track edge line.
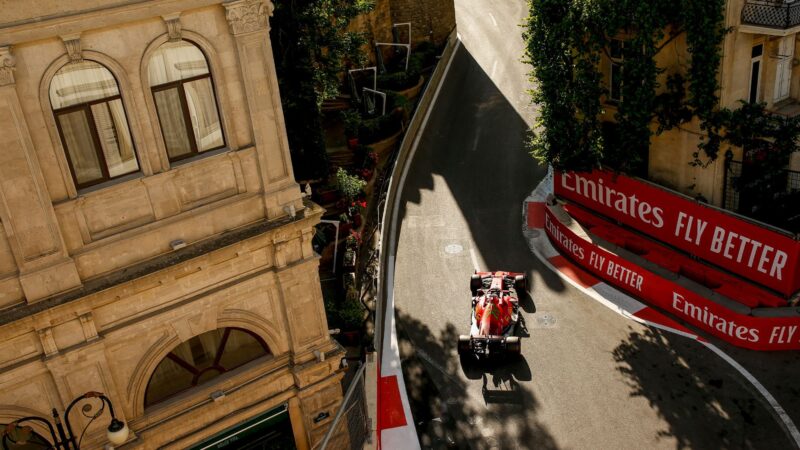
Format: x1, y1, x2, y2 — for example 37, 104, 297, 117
469, 248, 480, 272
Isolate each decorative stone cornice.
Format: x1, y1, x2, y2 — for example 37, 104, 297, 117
61, 34, 82, 62
0, 46, 15, 86
224, 0, 273, 36
162, 13, 182, 42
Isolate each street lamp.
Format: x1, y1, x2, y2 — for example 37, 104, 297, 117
2, 391, 129, 449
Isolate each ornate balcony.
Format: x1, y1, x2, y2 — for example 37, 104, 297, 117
741, 0, 800, 30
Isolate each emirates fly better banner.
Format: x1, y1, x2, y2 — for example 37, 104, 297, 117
554, 170, 800, 296
544, 208, 800, 350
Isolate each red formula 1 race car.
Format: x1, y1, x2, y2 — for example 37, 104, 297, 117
458, 271, 527, 360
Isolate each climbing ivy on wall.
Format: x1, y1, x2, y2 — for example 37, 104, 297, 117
523, 0, 726, 172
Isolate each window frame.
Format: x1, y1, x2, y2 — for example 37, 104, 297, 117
50, 62, 141, 190
143, 327, 271, 409
608, 39, 625, 103
149, 46, 226, 163
52, 93, 140, 190
749, 43, 764, 104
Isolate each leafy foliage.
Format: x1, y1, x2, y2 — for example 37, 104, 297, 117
271, 0, 374, 181
336, 167, 366, 201
376, 41, 438, 91
523, 0, 726, 173
716, 102, 799, 227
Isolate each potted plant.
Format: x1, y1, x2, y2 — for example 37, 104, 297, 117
349, 200, 367, 227
336, 167, 366, 202
338, 212, 352, 236
343, 247, 357, 272
339, 286, 364, 340
346, 229, 362, 249
341, 109, 362, 149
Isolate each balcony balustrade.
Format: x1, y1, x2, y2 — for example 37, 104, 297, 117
742, 0, 800, 29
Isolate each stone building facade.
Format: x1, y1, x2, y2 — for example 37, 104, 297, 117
600, 0, 800, 207
0, 0, 345, 448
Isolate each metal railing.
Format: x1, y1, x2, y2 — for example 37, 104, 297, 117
741, 0, 800, 29
318, 363, 369, 450
317, 30, 460, 449
722, 158, 800, 234
722, 159, 743, 212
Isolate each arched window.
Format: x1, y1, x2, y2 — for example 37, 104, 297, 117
144, 328, 270, 407
49, 60, 139, 189
148, 40, 225, 162
0, 424, 51, 449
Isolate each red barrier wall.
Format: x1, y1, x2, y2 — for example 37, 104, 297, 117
544, 208, 800, 351
554, 170, 800, 296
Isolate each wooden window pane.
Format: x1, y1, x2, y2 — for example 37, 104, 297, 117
57, 110, 103, 185
184, 77, 224, 152
144, 356, 195, 406
144, 328, 270, 408
154, 87, 193, 160
218, 328, 269, 369
91, 100, 139, 178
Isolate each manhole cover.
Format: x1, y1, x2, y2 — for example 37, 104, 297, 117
444, 243, 463, 254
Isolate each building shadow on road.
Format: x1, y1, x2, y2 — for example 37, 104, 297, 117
397, 309, 557, 449
612, 326, 793, 449
395, 44, 566, 297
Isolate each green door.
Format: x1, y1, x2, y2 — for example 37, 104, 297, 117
190, 404, 297, 450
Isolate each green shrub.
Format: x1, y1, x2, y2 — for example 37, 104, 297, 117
341, 109, 362, 138
359, 109, 403, 143
336, 167, 366, 201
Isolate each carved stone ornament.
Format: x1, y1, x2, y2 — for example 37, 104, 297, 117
61, 34, 83, 62
162, 13, 182, 41
224, 0, 273, 36
37, 327, 58, 357
0, 46, 15, 86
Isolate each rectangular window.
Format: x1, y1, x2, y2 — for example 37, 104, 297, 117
609, 39, 624, 102
750, 44, 763, 103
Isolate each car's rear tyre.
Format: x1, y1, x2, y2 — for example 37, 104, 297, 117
457, 335, 471, 355
470, 274, 481, 294
514, 274, 527, 292
506, 336, 521, 355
